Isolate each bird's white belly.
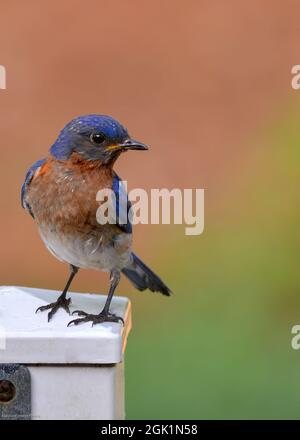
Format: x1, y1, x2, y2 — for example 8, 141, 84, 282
38, 227, 132, 272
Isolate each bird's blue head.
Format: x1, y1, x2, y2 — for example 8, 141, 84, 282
50, 114, 148, 164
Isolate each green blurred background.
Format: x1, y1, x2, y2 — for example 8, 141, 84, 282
1, 0, 300, 419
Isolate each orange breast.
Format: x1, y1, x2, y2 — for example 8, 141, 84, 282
26, 154, 119, 239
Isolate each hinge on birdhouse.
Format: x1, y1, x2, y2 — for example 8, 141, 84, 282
0, 364, 31, 420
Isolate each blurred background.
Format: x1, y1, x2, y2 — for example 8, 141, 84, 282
0, 0, 300, 419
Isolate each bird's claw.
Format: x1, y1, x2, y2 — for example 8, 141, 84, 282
71, 310, 88, 317
36, 296, 71, 322
68, 311, 124, 327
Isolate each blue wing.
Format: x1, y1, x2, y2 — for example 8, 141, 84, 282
21, 158, 46, 217
112, 173, 132, 234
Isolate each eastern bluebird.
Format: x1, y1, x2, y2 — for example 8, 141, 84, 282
21, 115, 171, 326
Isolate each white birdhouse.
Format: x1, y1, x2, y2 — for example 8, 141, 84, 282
0, 286, 131, 420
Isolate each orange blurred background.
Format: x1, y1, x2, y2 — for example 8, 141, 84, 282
1, 1, 300, 419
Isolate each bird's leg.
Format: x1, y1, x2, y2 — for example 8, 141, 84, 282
68, 270, 124, 327
36, 265, 79, 322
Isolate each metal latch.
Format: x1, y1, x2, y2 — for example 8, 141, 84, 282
0, 364, 31, 420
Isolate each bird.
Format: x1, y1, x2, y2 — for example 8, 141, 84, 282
21, 115, 171, 326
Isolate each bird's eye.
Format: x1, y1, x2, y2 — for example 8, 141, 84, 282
90, 132, 106, 145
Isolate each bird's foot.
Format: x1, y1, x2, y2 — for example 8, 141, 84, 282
67, 309, 124, 327
36, 296, 71, 322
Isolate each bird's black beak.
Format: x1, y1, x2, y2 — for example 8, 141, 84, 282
119, 139, 149, 151
104, 139, 148, 156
